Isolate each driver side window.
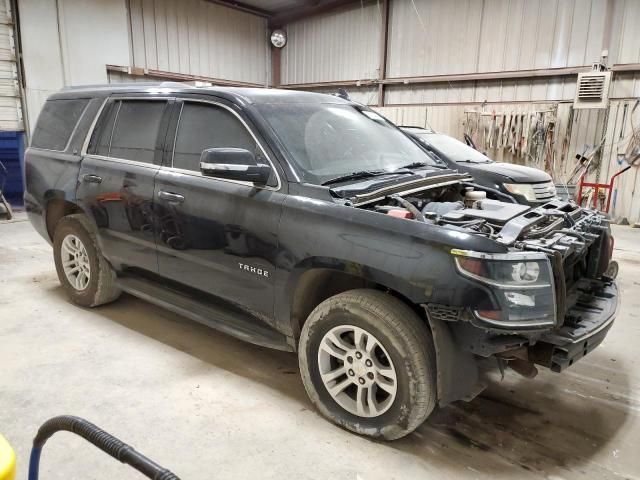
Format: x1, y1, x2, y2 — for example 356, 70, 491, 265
172, 102, 259, 172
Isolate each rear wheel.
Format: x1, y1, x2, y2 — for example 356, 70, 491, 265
298, 289, 437, 440
53, 214, 121, 307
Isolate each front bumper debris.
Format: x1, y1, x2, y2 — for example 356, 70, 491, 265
530, 279, 618, 372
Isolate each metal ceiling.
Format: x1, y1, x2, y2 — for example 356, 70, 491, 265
214, 0, 349, 18
236, 0, 312, 13
214, 0, 324, 15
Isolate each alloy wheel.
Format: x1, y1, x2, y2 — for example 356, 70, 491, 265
317, 324, 398, 418
60, 234, 91, 291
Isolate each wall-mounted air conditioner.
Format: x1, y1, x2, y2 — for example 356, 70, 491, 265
573, 65, 611, 109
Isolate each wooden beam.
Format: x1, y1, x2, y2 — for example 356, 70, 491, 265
269, 0, 376, 27
611, 63, 640, 72
377, 0, 390, 107
106, 65, 265, 88
280, 79, 378, 89
280, 66, 611, 91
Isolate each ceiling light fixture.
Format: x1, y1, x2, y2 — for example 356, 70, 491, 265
270, 29, 287, 48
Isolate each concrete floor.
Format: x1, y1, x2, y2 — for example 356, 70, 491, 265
1, 212, 639, 480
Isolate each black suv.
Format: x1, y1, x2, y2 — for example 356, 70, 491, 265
401, 126, 557, 205
25, 84, 619, 440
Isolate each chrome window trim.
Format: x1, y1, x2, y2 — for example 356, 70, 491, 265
167, 99, 282, 192
80, 97, 109, 155
81, 153, 161, 171
106, 101, 122, 157
80, 96, 173, 160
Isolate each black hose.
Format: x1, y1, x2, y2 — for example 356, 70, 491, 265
29, 416, 180, 480
389, 194, 427, 222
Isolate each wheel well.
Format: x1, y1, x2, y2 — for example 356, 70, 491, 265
45, 199, 81, 240
290, 268, 425, 339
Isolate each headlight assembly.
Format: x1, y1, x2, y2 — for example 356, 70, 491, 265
452, 249, 556, 329
503, 183, 537, 202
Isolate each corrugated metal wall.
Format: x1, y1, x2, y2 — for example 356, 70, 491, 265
19, 0, 271, 133
387, 0, 607, 78
282, 0, 640, 104
596, 100, 640, 223
128, 0, 269, 85
375, 102, 574, 169
280, 2, 381, 84
384, 77, 579, 105
383, 0, 640, 104
19, 0, 131, 133
0, 0, 21, 131
304, 86, 379, 105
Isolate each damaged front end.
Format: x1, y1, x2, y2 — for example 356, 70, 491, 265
342, 177, 619, 402
444, 198, 619, 374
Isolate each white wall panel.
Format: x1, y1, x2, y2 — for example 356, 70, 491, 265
614, 0, 640, 65
281, 3, 381, 84
61, 0, 131, 85
385, 76, 581, 104
387, 0, 608, 78
129, 0, 269, 85
20, 0, 130, 133
385, 75, 635, 105
594, 100, 640, 223
303, 86, 379, 105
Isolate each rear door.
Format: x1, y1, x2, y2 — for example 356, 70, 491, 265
77, 96, 172, 273
154, 98, 286, 326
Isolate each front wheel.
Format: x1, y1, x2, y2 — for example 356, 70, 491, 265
298, 289, 437, 440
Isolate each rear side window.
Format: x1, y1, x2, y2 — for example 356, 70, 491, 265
88, 99, 167, 163
32, 99, 88, 151
172, 102, 258, 171
109, 101, 167, 163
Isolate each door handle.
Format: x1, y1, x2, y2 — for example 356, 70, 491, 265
158, 190, 185, 203
82, 174, 102, 184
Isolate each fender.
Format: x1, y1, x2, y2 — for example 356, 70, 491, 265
24, 144, 83, 242
274, 254, 451, 342
287, 256, 434, 305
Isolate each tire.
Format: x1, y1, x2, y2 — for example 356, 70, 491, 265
298, 289, 437, 440
53, 214, 121, 307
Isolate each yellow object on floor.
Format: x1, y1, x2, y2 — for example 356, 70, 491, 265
0, 435, 15, 480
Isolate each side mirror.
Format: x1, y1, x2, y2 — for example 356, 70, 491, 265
199, 148, 271, 186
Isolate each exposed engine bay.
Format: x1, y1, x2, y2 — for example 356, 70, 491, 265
360, 182, 603, 246
352, 179, 615, 292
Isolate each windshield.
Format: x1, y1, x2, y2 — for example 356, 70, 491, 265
420, 133, 493, 164
256, 103, 443, 185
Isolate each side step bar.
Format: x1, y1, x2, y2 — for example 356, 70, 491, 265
116, 275, 294, 352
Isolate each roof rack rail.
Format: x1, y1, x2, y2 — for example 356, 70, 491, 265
157, 81, 189, 88
61, 81, 188, 91
398, 125, 435, 131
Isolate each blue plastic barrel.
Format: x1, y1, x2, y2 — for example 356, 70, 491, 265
0, 131, 25, 203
